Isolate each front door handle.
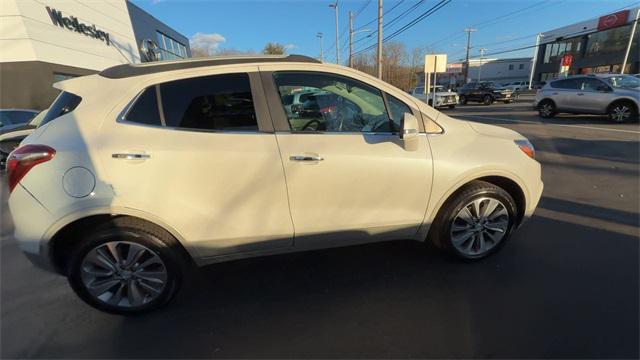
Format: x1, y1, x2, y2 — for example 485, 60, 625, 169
112, 153, 151, 160
290, 155, 323, 161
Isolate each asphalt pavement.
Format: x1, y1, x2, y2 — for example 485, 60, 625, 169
1, 100, 638, 358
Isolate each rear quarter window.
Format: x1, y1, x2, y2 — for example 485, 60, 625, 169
39, 92, 82, 127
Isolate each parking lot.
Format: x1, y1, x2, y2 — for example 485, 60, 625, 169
1, 100, 638, 358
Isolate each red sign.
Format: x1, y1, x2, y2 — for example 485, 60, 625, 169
597, 10, 629, 31
561, 54, 573, 67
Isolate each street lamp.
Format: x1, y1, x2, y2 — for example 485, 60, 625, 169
316, 32, 324, 62
329, 2, 339, 64
349, 28, 370, 67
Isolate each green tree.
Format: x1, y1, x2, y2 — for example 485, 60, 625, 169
263, 42, 286, 55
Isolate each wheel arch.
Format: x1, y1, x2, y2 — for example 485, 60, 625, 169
421, 173, 528, 241
607, 97, 638, 114
46, 210, 195, 275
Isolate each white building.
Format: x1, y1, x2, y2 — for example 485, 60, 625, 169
435, 57, 533, 87
0, 0, 190, 109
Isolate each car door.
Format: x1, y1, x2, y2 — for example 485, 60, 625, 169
548, 78, 580, 111
260, 68, 433, 247
98, 68, 294, 258
576, 78, 613, 113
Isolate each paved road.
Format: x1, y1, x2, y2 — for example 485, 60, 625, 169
1, 101, 638, 358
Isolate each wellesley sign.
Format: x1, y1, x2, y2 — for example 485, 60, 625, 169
46, 7, 110, 45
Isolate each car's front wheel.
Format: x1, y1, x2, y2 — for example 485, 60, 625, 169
429, 181, 517, 260
459, 95, 467, 105
608, 101, 638, 123
448, 104, 456, 109
483, 95, 493, 105
67, 217, 187, 314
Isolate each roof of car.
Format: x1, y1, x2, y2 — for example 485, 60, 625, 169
99, 54, 322, 79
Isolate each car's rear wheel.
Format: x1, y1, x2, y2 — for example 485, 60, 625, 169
483, 95, 493, 105
608, 101, 638, 123
538, 99, 556, 118
459, 95, 467, 105
67, 217, 187, 314
429, 181, 517, 260
448, 104, 456, 109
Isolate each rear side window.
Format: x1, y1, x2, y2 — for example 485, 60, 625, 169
550, 79, 579, 89
125, 87, 161, 126
40, 92, 82, 127
124, 73, 258, 132
160, 73, 257, 131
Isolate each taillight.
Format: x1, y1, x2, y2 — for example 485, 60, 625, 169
7, 144, 56, 193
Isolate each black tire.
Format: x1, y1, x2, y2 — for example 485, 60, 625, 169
428, 180, 518, 261
459, 95, 467, 105
483, 95, 493, 105
67, 217, 188, 315
607, 101, 638, 123
448, 104, 456, 109
538, 99, 556, 118
427, 99, 433, 107
503, 100, 511, 104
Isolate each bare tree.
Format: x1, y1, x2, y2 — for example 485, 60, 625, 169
190, 46, 210, 58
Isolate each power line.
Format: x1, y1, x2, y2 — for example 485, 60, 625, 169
352, 0, 428, 48
353, 0, 410, 33
353, 0, 452, 56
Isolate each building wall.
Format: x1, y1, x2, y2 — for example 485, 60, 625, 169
0, 0, 140, 69
467, 58, 532, 83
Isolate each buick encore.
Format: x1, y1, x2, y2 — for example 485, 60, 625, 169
7, 55, 543, 314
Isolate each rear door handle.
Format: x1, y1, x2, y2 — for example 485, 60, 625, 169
290, 155, 323, 161
112, 153, 151, 160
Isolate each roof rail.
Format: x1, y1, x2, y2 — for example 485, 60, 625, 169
99, 54, 321, 79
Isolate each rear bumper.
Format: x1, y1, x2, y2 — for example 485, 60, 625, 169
8, 184, 57, 272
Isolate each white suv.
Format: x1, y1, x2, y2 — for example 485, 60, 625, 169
7, 55, 543, 314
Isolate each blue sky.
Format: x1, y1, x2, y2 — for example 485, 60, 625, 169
132, 0, 639, 62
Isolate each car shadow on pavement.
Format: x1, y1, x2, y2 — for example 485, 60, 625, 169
30, 213, 632, 359
533, 137, 640, 164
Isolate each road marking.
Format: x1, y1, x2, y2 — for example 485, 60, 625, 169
455, 114, 640, 135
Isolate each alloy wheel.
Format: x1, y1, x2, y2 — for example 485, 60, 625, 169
450, 197, 510, 257
80, 241, 167, 307
610, 105, 630, 123
539, 103, 553, 117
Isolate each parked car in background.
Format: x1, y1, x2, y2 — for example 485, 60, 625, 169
0, 109, 48, 170
534, 74, 639, 122
8, 55, 542, 314
0, 109, 38, 128
411, 85, 459, 109
503, 81, 530, 92
457, 82, 515, 105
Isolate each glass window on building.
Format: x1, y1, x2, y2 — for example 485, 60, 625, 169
509, 64, 514, 70
156, 31, 188, 61
543, 36, 584, 64
586, 24, 632, 56
519, 64, 524, 70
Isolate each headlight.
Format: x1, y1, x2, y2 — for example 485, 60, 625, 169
515, 139, 535, 159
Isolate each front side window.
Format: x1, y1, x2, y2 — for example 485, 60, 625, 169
124, 73, 258, 132
273, 72, 398, 133
386, 94, 412, 131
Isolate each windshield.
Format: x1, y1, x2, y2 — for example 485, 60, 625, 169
604, 75, 640, 89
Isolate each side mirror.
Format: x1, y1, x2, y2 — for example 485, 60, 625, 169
400, 112, 419, 151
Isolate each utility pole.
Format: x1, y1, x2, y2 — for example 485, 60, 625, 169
316, 32, 324, 62
463, 28, 476, 84
329, 2, 340, 64
477, 48, 486, 82
377, 0, 383, 79
349, 11, 353, 67
528, 33, 543, 89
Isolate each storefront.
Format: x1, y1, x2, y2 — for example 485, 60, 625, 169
534, 8, 639, 82
0, 0, 190, 110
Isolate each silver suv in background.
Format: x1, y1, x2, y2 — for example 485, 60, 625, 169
534, 74, 639, 123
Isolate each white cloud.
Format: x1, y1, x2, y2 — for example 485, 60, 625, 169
150, 0, 165, 4
284, 44, 296, 50
190, 32, 226, 53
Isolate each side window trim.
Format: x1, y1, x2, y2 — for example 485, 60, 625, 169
155, 84, 167, 127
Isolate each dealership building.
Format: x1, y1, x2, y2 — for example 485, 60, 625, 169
533, 7, 639, 82
0, 0, 191, 110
